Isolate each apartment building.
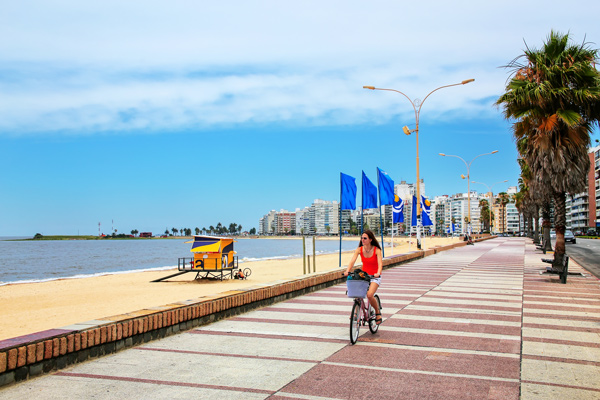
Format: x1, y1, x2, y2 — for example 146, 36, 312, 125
566, 145, 600, 232
274, 210, 296, 235
310, 199, 340, 235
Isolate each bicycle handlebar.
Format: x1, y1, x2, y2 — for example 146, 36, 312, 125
343, 271, 379, 279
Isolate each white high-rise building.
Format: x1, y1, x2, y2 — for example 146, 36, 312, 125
506, 186, 520, 234
310, 199, 339, 235
295, 207, 311, 235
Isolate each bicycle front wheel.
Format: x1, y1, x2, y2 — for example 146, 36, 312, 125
350, 300, 361, 344
368, 294, 381, 334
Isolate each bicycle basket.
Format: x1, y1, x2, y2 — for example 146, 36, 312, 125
346, 279, 369, 298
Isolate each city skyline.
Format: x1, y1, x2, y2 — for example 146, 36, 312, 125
1, 2, 599, 236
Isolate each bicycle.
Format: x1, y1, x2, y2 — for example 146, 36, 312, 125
346, 273, 382, 345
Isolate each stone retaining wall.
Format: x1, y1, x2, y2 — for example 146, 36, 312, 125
0, 236, 489, 387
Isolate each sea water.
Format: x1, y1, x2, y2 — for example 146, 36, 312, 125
0, 237, 360, 285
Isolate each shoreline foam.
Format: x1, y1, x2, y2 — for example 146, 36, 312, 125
0, 236, 460, 340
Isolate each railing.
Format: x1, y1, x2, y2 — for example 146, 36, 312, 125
177, 256, 239, 271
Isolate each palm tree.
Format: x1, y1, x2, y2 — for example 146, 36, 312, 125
496, 192, 511, 233
513, 192, 524, 236
171, 227, 178, 236
478, 199, 491, 232
497, 31, 600, 268
195, 227, 200, 235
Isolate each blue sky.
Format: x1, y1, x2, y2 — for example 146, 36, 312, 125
1, 1, 600, 236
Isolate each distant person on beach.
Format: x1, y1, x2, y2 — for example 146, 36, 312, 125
343, 230, 383, 325
234, 269, 245, 279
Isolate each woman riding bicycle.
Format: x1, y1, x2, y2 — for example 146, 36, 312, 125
344, 230, 383, 325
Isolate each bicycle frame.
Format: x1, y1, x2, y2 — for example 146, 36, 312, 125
349, 293, 380, 345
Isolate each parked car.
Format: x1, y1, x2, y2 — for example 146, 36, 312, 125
550, 230, 556, 239
565, 230, 576, 244
573, 230, 584, 236
586, 229, 598, 236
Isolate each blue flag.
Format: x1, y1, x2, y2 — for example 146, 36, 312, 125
452, 222, 455, 232
377, 168, 394, 206
393, 195, 404, 223
340, 173, 357, 210
362, 171, 377, 209
411, 195, 417, 227
421, 195, 433, 226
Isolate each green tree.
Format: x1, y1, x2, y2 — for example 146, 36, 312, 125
495, 192, 510, 233
497, 30, 600, 267
195, 227, 200, 235
478, 199, 491, 232
171, 227, 178, 236
512, 192, 524, 236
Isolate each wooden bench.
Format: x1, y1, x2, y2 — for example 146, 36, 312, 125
541, 255, 569, 284
536, 237, 550, 254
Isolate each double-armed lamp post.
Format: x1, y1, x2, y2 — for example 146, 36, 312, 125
471, 180, 508, 233
438, 151, 499, 235
363, 79, 474, 249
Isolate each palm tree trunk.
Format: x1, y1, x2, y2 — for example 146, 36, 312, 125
533, 205, 540, 244
541, 202, 553, 251
553, 192, 567, 270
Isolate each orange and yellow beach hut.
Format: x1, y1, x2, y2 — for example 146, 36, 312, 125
188, 235, 237, 271
152, 235, 238, 282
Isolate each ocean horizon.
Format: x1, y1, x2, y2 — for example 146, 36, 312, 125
0, 237, 360, 285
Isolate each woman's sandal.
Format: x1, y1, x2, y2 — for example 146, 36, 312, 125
375, 313, 382, 325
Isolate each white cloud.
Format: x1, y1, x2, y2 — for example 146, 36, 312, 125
1, 1, 599, 135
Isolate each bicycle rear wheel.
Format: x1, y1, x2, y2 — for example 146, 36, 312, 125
350, 300, 361, 344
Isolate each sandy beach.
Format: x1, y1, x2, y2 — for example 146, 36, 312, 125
0, 236, 460, 340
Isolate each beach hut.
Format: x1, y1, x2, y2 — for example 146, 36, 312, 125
188, 235, 237, 272
151, 235, 238, 282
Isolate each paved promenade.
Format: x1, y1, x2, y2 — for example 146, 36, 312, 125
1, 237, 599, 399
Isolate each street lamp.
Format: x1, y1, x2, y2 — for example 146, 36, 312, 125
471, 180, 508, 234
438, 150, 498, 235
363, 79, 474, 249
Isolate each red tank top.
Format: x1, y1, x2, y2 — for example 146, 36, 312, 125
360, 246, 379, 275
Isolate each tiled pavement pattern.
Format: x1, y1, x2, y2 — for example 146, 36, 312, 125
1, 238, 599, 399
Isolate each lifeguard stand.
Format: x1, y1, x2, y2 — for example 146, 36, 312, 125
151, 235, 238, 282
189, 235, 237, 274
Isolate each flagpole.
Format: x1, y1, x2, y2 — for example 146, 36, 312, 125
377, 171, 385, 257
361, 171, 364, 236
339, 173, 342, 268
421, 196, 425, 252
391, 220, 394, 255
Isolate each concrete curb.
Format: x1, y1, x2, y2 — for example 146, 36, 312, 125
0, 235, 492, 386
